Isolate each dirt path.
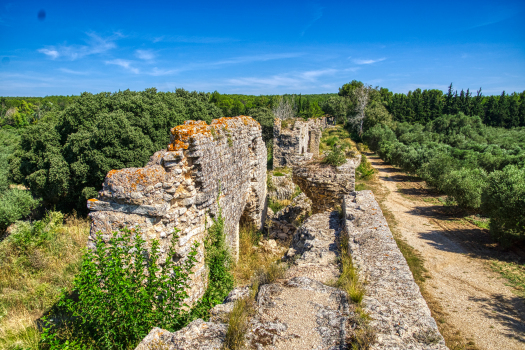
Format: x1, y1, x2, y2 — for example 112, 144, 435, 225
366, 154, 525, 350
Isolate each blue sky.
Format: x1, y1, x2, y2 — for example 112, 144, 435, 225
0, 0, 524, 96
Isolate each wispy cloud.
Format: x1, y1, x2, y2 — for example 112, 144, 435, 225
352, 57, 386, 65
228, 69, 338, 88
301, 3, 324, 36
58, 68, 90, 75
141, 52, 303, 77
39, 49, 60, 59
152, 35, 238, 44
38, 32, 119, 60
105, 59, 139, 74
135, 49, 155, 60
150, 67, 181, 76
212, 52, 303, 65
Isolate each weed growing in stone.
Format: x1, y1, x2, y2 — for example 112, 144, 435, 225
356, 155, 376, 181
268, 198, 291, 213
323, 145, 347, 167
40, 227, 199, 350
188, 202, 234, 321
223, 297, 254, 350
337, 225, 377, 349
337, 232, 365, 303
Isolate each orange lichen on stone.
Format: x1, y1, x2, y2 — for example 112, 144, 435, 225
105, 167, 165, 190
168, 116, 261, 150
88, 198, 98, 202
168, 139, 189, 151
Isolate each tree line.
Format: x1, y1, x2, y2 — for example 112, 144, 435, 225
383, 84, 525, 128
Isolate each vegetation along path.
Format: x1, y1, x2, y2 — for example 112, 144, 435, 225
365, 153, 525, 350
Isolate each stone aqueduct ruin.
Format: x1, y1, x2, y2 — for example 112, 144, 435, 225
88, 116, 267, 303
88, 115, 447, 349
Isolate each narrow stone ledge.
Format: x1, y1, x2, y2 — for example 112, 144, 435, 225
87, 199, 170, 217
343, 191, 448, 350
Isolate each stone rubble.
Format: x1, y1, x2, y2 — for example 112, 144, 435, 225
268, 192, 312, 241
267, 175, 295, 201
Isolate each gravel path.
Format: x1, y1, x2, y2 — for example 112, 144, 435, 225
367, 154, 525, 350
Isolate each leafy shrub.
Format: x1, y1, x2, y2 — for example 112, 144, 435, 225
441, 168, 488, 209
0, 189, 40, 232
41, 227, 199, 350
356, 155, 375, 181
14, 88, 223, 213
363, 113, 525, 245
481, 165, 525, 245
323, 146, 347, 167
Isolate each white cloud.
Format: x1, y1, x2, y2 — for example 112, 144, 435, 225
38, 32, 118, 61
212, 53, 303, 65
300, 69, 337, 80
38, 49, 60, 59
352, 57, 386, 65
105, 59, 139, 74
150, 67, 180, 76
135, 49, 155, 60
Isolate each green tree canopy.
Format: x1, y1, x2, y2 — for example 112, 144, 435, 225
13, 88, 223, 213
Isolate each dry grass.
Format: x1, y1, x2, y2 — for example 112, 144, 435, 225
222, 297, 254, 350
232, 224, 285, 287
0, 212, 90, 350
225, 224, 287, 349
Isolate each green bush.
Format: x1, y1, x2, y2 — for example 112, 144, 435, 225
14, 88, 223, 213
0, 188, 40, 232
481, 165, 525, 245
323, 146, 346, 167
41, 227, 198, 350
441, 168, 488, 209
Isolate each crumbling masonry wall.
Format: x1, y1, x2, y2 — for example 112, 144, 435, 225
293, 155, 361, 213
87, 116, 267, 304
272, 117, 327, 168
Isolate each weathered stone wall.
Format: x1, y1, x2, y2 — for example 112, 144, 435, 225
292, 155, 361, 213
272, 117, 326, 168
342, 191, 448, 349
268, 193, 312, 240
267, 175, 295, 201
87, 116, 267, 304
